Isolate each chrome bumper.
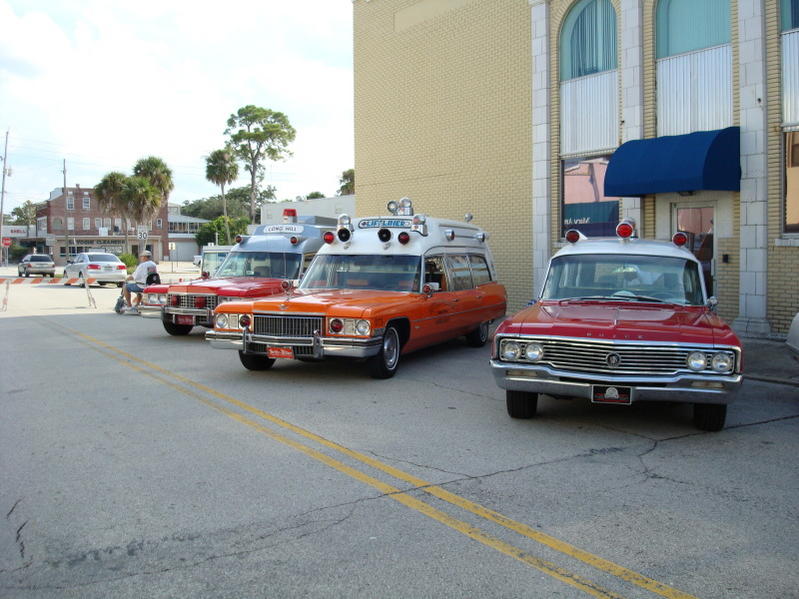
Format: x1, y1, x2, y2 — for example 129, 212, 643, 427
490, 360, 741, 405
139, 305, 163, 319
204, 329, 383, 358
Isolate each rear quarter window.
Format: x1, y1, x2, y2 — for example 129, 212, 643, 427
469, 255, 492, 285
446, 255, 474, 291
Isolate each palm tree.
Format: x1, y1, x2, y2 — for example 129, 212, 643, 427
123, 176, 161, 249
94, 171, 131, 253
205, 147, 239, 244
133, 156, 174, 204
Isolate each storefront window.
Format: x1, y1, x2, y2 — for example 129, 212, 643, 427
561, 155, 620, 237
782, 0, 799, 31
786, 131, 799, 233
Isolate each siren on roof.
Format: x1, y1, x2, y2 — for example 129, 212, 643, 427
283, 208, 298, 224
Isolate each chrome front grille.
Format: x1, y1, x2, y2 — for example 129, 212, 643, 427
168, 294, 219, 310
502, 337, 735, 376
253, 315, 323, 338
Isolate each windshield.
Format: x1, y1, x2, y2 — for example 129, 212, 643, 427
87, 254, 120, 262
214, 251, 302, 279
542, 254, 705, 305
299, 254, 421, 292
202, 252, 228, 276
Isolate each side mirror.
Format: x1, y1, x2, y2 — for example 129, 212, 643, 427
422, 282, 439, 297
706, 296, 718, 312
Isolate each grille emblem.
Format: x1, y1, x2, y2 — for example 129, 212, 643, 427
279, 304, 288, 310
606, 352, 621, 368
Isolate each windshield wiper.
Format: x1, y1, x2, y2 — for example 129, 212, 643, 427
560, 296, 619, 302
561, 294, 668, 303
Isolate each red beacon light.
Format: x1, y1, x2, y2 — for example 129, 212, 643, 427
235, 234, 243, 244
672, 231, 689, 247
323, 231, 335, 244
397, 231, 410, 245
565, 229, 581, 244
283, 208, 298, 223
616, 220, 635, 239
290, 236, 299, 245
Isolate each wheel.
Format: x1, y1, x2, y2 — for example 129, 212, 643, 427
368, 325, 401, 379
465, 321, 490, 347
238, 351, 275, 371
506, 390, 538, 419
116, 282, 123, 288
693, 403, 727, 432
162, 320, 193, 336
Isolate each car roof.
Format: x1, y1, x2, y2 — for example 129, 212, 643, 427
553, 237, 699, 263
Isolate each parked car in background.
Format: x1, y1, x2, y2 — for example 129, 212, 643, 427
490, 221, 743, 431
18, 254, 55, 277
139, 211, 335, 336
63, 252, 128, 287
207, 198, 507, 378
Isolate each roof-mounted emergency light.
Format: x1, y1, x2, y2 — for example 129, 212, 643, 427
378, 228, 392, 242
444, 229, 455, 241
235, 234, 245, 244
672, 231, 688, 247
565, 229, 582, 244
283, 208, 298, 224
323, 231, 335, 244
464, 213, 474, 223
411, 214, 428, 236
616, 219, 636, 240
474, 232, 487, 243
388, 197, 414, 216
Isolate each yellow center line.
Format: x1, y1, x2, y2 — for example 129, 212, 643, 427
58, 323, 699, 599
58, 326, 626, 599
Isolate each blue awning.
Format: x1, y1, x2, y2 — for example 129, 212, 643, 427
604, 127, 741, 197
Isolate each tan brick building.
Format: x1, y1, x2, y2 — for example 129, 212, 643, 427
353, 0, 799, 337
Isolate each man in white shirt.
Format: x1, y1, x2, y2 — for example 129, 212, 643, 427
123, 250, 158, 313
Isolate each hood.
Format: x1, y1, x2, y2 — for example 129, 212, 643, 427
247, 288, 413, 319
498, 300, 739, 346
165, 276, 285, 297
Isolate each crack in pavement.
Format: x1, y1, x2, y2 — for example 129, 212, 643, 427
5, 500, 21, 520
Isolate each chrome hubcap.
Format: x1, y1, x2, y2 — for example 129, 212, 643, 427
383, 330, 399, 369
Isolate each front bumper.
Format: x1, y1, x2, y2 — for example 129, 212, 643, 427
205, 329, 383, 359
490, 360, 741, 405
139, 306, 212, 326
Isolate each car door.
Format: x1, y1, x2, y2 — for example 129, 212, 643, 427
411, 254, 458, 347
445, 254, 478, 335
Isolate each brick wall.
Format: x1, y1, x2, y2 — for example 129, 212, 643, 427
354, 0, 533, 312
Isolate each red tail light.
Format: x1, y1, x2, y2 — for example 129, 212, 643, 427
323, 231, 335, 244
87, 264, 100, 270
565, 229, 581, 244
116, 264, 127, 270
672, 232, 688, 247
194, 296, 207, 308
398, 232, 410, 245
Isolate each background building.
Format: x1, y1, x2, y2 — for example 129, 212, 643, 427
353, 0, 799, 337
259, 195, 356, 225
36, 186, 169, 264
166, 203, 209, 261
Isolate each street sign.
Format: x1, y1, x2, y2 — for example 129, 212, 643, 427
137, 230, 148, 241
2, 238, 11, 247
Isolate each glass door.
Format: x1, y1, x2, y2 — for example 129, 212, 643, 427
674, 205, 714, 296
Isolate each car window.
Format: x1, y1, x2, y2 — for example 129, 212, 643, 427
87, 254, 120, 262
446, 255, 473, 291
299, 254, 420, 292
469, 255, 491, 285
216, 251, 302, 279
423, 256, 448, 291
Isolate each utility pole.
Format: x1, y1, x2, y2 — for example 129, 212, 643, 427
0, 129, 9, 266
63, 159, 69, 266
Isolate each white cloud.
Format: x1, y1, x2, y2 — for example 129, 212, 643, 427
0, 0, 354, 212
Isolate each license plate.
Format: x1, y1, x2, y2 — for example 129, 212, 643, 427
176, 315, 195, 326
592, 385, 632, 405
103, 265, 113, 270
267, 346, 294, 360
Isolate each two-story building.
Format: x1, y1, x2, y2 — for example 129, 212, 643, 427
353, 0, 798, 337
36, 186, 169, 264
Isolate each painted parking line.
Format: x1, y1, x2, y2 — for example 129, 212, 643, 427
51, 321, 700, 599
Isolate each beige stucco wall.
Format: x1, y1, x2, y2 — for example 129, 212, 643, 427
354, 0, 533, 312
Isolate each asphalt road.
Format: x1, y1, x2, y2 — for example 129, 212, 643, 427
1, 282, 798, 598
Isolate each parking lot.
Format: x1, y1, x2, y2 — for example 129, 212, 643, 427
1, 278, 798, 598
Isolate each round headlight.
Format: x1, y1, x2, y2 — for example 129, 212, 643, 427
216, 314, 229, 329
158, 294, 166, 303
687, 351, 707, 371
355, 319, 370, 336
711, 352, 733, 373
501, 341, 521, 361
525, 343, 543, 361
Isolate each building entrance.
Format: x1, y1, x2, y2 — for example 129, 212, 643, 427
673, 205, 714, 296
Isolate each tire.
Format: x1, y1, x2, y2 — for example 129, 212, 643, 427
506, 390, 538, 419
465, 321, 490, 347
162, 320, 193, 336
238, 351, 275, 371
693, 403, 727, 432
117, 282, 123, 288
368, 325, 401, 379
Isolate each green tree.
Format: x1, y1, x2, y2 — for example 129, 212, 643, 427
306, 191, 326, 200
10, 200, 41, 225
94, 171, 131, 252
337, 168, 354, 196
181, 185, 276, 221
195, 215, 249, 247
123, 176, 161, 234
225, 105, 296, 220
133, 156, 174, 204
205, 147, 239, 245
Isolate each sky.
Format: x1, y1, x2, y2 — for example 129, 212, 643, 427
0, 0, 354, 215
